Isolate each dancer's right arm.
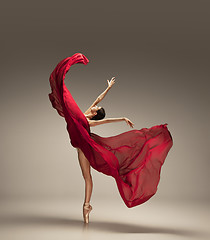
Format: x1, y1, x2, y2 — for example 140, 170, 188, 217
88, 117, 134, 128
97, 77, 115, 102
84, 77, 115, 115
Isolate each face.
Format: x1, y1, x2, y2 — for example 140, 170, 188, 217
91, 105, 101, 114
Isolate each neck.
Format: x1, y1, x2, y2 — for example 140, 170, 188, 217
85, 113, 94, 119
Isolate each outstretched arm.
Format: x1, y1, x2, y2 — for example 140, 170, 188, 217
88, 117, 134, 128
84, 77, 115, 114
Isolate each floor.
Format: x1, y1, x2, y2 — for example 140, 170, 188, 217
0, 197, 209, 240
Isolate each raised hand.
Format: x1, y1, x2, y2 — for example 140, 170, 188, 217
107, 77, 115, 89
124, 117, 134, 128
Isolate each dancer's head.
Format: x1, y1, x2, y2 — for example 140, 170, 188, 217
91, 105, 106, 120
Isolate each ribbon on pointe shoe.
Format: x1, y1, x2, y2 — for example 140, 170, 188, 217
83, 202, 92, 211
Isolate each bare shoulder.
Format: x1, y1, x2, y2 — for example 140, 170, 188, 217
86, 117, 91, 124
84, 116, 92, 126
86, 118, 95, 126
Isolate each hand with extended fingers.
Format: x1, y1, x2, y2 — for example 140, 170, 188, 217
124, 117, 134, 128
107, 77, 115, 89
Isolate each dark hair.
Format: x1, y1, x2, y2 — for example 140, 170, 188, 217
91, 107, 106, 120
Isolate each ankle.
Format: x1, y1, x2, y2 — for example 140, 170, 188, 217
83, 202, 90, 206
83, 202, 92, 211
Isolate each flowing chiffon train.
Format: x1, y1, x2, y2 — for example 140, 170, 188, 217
48, 53, 173, 208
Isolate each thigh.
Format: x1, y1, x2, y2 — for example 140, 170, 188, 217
77, 148, 91, 178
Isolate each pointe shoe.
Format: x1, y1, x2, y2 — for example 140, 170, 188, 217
83, 202, 92, 224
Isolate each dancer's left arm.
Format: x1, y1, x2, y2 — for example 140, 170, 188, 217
88, 117, 134, 128
84, 77, 115, 114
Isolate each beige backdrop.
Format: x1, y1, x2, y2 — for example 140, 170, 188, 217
0, 0, 209, 203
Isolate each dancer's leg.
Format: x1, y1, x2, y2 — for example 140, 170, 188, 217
77, 148, 93, 203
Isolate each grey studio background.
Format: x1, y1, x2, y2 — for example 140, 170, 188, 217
0, 1, 210, 238
0, 0, 209, 203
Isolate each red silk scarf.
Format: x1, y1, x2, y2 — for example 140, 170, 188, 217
49, 53, 173, 208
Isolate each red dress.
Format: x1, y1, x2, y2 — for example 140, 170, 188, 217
48, 53, 173, 208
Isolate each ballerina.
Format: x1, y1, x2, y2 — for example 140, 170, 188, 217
76, 77, 134, 223
48, 53, 173, 224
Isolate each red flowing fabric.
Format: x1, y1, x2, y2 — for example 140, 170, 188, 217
49, 53, 173, 208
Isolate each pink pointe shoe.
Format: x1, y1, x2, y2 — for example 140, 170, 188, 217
83, 202, 93, 224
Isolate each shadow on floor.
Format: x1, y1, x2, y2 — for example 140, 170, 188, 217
0, 213, 202, 237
